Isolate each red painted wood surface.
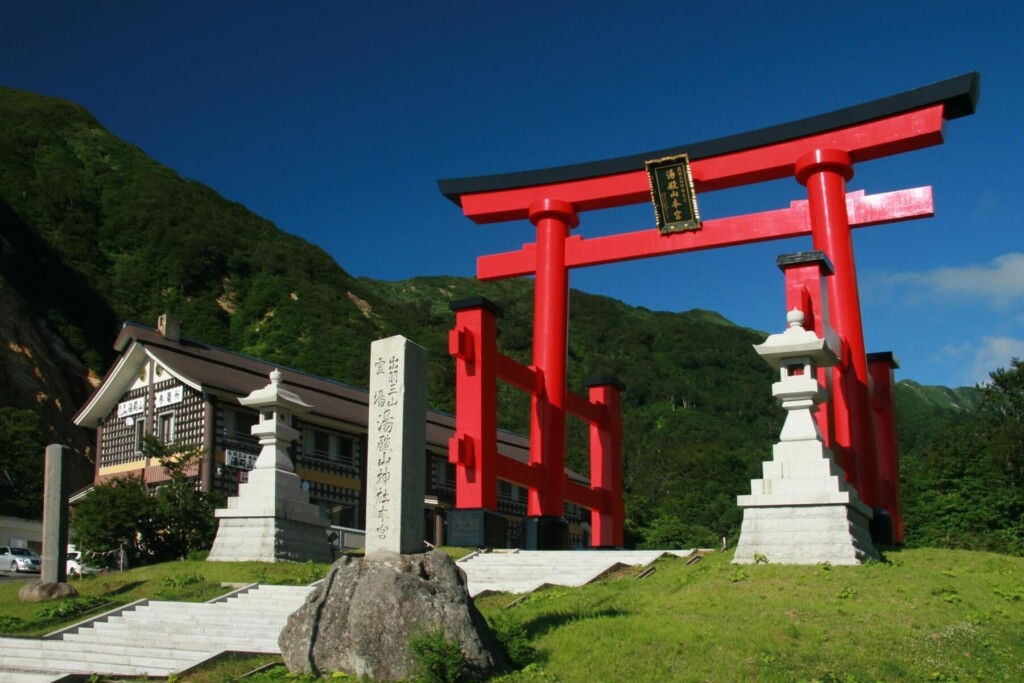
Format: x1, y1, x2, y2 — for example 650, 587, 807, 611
460, 106, 943, 223
479, 187, 933, 279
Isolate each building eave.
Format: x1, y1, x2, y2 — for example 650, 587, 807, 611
72, 343, 150, 428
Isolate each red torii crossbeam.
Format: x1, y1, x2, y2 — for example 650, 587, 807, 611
439, 73, 979, 549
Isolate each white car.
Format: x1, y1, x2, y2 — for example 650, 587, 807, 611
0, 546, 42, 573
66, 549, 98, 577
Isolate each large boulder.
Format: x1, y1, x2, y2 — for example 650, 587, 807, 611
279, 549, 505, 681
19, 580, 78, 602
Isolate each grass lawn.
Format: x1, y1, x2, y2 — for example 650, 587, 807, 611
474, 547, 1024, 682
1, 547, 1021, 682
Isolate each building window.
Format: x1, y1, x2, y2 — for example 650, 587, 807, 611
321, 502, 357, 528
436, 460, 455, 487
302, 426, 356, 467
133, 419, 145, 454
224, 408, 258, 444
157, 412, 174, 444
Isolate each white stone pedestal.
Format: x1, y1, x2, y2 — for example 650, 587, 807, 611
208, 466, 331, 562
733, 440, 877, 565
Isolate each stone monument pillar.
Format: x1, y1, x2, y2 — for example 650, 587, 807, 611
208, 370, 332, 563
42, 444, 70, 584
733, 309, 878, 565
366, 335, 428, 555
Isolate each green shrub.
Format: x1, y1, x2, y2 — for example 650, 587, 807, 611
161, 572, 205, 588
36, 596, 104, 621
488, 612, 534, 668
0, 615, 24, 634
409, 628, 468, 683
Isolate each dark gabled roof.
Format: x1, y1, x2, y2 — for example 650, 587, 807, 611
438, 72, 980, 204
117, 322, 374, 426
77, 322, 545, 474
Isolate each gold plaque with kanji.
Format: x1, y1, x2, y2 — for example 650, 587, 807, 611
645, 153, 701, 234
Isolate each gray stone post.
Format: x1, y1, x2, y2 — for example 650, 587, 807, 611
366, 335, 428, 555
42, 444, 70, 584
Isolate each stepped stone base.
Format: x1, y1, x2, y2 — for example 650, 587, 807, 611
733, 504, 877, 565
208, 516, 332, 563
208, 464, 332, 563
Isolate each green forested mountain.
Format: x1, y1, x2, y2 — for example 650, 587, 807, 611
1, 87, 1018, 554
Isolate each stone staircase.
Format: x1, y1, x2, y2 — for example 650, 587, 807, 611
0, 583, 313, 681
456, 549, 695, 596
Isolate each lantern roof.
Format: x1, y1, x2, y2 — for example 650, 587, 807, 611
754, 309, 839, 370
239, 369, 313, 414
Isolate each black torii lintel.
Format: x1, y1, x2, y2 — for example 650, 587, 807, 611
438, 72, 980, 206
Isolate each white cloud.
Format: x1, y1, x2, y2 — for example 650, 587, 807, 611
883, 252, 1024, 309
970, 336, 1024, 385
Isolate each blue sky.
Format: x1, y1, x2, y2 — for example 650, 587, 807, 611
3, 2, 1021, 388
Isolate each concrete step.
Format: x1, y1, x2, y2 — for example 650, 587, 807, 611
88, 620, 285, 641
0, 672, 69, 683
0, 638, 187, 676
62, 629, 276, 651
107, 610, 288, 626
84, 623, 282, 647
456, 549, 694, 596
0, 582, 316, 680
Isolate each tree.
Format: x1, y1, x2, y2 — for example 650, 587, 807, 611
978, 358, 1024, 490
0, 408, 45, 519
72, 473, 157, 567
71, 437, 220, 566
901, 359, 1024, 556
144, 437, 219, 561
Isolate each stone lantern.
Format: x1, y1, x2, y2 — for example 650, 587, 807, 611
732, 309, 877, 565
207, 370, 332, 563
757, 308, 836, 443
241, 369, 308, 472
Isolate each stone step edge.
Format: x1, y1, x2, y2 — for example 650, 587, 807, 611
208, 582, 317, 604
463, 550, 701, 597
0, 657, 178, 677
63, 633, 279, 649
205, 581, 261, 604
7, 638, 213, 658
44, 598, 151, 640
0, 670, 75, 683
41, 580, 308, 641
0, 647, 272, 678
0, 650, 190, 673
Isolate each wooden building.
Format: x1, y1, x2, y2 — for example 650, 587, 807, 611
73, 315, 589, 547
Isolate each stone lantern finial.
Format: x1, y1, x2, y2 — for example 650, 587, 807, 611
787, 308, 804, 329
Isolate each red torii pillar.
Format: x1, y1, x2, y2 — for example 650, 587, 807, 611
448, 295, 625, 548
587, 377, 625, 547
796, 151, 879, 507
868, 352, 904, 544
438, 73, 978, 549
528, 200, 577, 525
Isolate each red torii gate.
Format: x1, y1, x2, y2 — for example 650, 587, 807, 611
439, 73, 979, 549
